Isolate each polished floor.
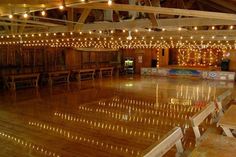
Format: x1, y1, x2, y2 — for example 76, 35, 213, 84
0, 76, 232, 157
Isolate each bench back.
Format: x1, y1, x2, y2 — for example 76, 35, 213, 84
216, 89, 232, 117
190, 102, 215, 141
142, 127, 184, 157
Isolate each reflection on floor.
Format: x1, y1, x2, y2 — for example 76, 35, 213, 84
0, 76, 231, 157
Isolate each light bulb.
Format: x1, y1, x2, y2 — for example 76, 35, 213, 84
41, 10, 46, 16
9, 14, 13, 19
108, 0, 112, 5
23, 13, 28, 18
59, 5, 64, 10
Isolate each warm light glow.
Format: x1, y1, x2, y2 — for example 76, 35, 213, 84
194, 26, 197, 30
41, 10, 46, 16
23, 13, 28, 18
162, 28, 165, 31
178, 27, 182, 31
9, 14, 13, 19
211, 26, 215, 30
230, 25, 234, 29
108, 0, 112, 5
135, 29, 138, 32
59, 5, 64, 10
148, 28, 151, 32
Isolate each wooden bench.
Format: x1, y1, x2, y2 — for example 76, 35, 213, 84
189, 102, 216, 142
3, 73, 39, 90
48, 71, 70, 86
142, 127, 184, 157
189, 130, 236, 157
99, 67, 113, 78
73, 69, 95, 81
215, 89, 232, 118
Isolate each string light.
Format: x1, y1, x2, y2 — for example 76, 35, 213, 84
23, 13, 28, 18
41, 10, 46, 16
108, 0, 112, 5
9, 14, 13, 19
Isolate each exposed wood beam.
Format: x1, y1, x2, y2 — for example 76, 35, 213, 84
209, 0, 236, 12
144, 0, 158, 26
73, 3, 236, 21
0, 21, 46, 27
18, 20, 27, 33
67, 8, 74, 31
56, 17, 236, 32
198, 0, 236, 13
74, 9, 91, 31
0, 17, 60, 27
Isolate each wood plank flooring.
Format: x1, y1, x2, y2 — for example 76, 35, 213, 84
0, 76, 231, 157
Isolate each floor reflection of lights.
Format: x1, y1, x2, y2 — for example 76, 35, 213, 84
0, 131, 60, 157
28, 121, 139, 156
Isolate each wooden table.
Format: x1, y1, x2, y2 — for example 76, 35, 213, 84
48, 71, 70, 86
189, 131, 236, 157
217, 105, 236, 137
3, 73, 40, 90
99, 67, 113, 78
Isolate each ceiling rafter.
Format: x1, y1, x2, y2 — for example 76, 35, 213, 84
73, 3, 236, 21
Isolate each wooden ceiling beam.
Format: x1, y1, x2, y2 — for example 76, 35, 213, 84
74, 9, 91, 30
144, 0, 158, 26
0, 17, 60, 27
55, 17, 236, 33
197, 0, 236, 13
208, 0, 236, 12
73, 3, 236, 21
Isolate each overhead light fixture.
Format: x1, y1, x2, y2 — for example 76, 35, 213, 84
108, 0, 112, 5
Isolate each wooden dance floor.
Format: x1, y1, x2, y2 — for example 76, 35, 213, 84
0, 76, 229, 157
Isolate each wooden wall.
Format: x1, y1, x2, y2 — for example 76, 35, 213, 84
228, 49, 236, 72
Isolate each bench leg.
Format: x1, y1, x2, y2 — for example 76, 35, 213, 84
222, 127, 234, 137
175, 140, 184, 157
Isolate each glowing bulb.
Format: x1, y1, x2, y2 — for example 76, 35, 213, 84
230, 25, 234, 29
59, 5, 64, 10
178, 27, 182, 31
108, 0, 112, 5
212, 26, 215, 30
41, 10, 46, 16
9, 14, 13, 19
23, 13, 28, 18
194, 26, 197, 30
162, 28, 165, 31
